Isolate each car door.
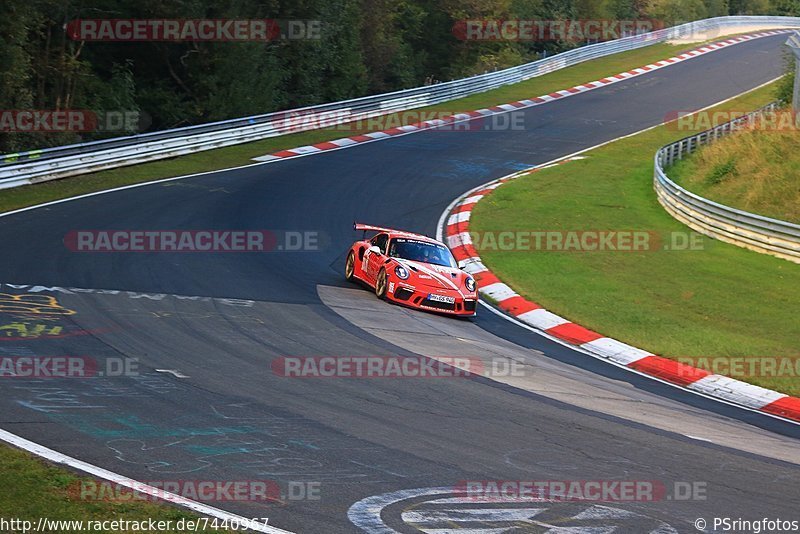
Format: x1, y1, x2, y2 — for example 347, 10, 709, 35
364, 233, 388, 283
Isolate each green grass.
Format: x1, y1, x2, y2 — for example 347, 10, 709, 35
470, 82, 800, 396
669, 113, 800, 224
0, 445, 236, 533
0, 41, 722, 214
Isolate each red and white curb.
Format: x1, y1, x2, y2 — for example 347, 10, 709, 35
253, 30, 790, 163
441, 160, 800, 425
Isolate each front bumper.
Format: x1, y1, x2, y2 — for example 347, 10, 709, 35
388, 283, 477, 316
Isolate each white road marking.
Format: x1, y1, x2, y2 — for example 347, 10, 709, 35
684, 434, 714, 443
0, 283, 255, 307
349, 486, 678, 533
0, 428, 293, 534
572, 505, 637, 520
155, 369, 190, 379
415, 529, 511, 534
402, 507, 545, 523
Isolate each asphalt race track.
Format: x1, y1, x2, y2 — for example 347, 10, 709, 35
1, 33, 799, 533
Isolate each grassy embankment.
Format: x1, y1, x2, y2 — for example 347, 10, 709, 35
669, 112, 800, 223
471, 82, 800, 396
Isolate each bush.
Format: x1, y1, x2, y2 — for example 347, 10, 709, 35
704, 157, 737, 184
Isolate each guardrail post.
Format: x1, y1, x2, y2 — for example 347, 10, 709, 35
786, 32, 800, 111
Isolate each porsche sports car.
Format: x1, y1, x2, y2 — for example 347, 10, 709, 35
345, 223, 478, 317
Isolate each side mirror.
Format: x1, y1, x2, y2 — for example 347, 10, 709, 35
368, 245, 382, 255
457, 259, 468, 269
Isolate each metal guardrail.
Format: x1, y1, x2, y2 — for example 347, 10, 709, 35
2, 16, 800, 190
654, 101, 800, 264
786, 31, 800, 109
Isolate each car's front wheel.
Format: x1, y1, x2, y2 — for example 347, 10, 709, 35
345, 251, 356, 282
375, 268, 388, 299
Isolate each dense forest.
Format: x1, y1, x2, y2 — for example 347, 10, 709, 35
2, 0, 799, 152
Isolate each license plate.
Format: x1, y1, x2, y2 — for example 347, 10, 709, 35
428, 293, 455, 304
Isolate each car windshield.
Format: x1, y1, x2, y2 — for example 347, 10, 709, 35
388, 238, 456, 268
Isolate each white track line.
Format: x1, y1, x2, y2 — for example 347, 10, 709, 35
0, 429, 294, 533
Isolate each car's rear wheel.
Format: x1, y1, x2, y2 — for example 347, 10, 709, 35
375, 268, 388, 299
345, 251, 356, 282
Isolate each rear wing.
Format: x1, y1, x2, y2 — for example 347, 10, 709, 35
353, 222, 433, 242
353, 222, 399, 235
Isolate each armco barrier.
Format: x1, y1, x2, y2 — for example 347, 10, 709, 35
654, 101, 800, 263
2, 16, 800, 190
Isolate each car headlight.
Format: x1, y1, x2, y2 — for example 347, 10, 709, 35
395, 265, 410, 280
465, 277, 476, 292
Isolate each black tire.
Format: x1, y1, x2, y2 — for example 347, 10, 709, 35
345, 251, 356, 282
375, 268, 388, 299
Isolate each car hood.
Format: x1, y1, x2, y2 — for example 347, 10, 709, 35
396, 259, 467, 291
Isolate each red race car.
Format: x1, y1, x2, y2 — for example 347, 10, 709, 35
345, 223, 478, 317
